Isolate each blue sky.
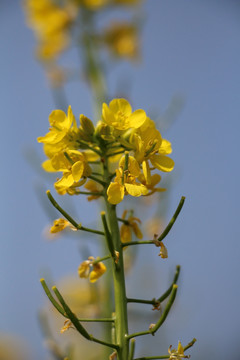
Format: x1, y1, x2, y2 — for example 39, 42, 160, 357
0, 1, 240, 359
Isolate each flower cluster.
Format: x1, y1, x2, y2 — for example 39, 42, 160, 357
38, 98, 174, 203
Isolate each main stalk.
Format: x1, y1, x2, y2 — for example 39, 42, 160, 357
102, 156, 129, 360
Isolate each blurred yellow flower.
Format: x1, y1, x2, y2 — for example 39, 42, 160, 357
120, 210, 142, 243
103, 22, 139, 60
78, 257, 107, 283
84, 180, 103, 201
23, 0, 76, 61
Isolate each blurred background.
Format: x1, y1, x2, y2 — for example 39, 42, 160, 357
0, 0, 240, 359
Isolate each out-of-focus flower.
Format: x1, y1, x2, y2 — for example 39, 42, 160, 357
168, 341, 190, 359
23, 0, 77, 61
78, 257, 107, 283
84, 180, 103, 201
103, 22, 139, 60
120, 210, 142, 243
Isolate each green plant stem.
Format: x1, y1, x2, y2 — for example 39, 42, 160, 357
157, 196, 185, 242
46, 190, 104, 235
103, 155, 129, 360
128, 339, 136, 360
88, 175, 107, 187
127, 285, 178, 340
157, 265, 180, 303
122, 240, 154, 247
78, 318, 114, 323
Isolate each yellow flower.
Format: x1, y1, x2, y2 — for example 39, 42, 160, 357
120, 210, 142, 243
131, 117, 174, 182
78, 257, 107, 283
38, 105, 78, 148
168, 341, 190, 360
50, 218, 75, 233
103, 22, 139, 60
53, 150, 92, 195
107, 155, 148, 204
102, 98, 146, 131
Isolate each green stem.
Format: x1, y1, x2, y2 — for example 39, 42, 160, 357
128, 339, 136, 360
157, 196, 185, 242
127, 285, 178, 340
88, 175, 107, 187
122, 240, 154, 247
103, 155, 129, 360
78, 318, 114, 323
158, 265, 180, 303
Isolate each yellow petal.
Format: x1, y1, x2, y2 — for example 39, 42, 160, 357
107, 182, 125, 204
89, 262, 106, 283
131, 222, 143, 239
150, 155, 174, 172
128, 109, 146, 129
142, 160, 151, 185
109, 98, 132, 117
125, 183, 148, 197
159, 139, 172, 155
42, 159, 57, 172
72, 161, 84, 182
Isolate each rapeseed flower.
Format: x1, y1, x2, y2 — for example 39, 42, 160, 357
107, 155, 148, 204
102, 98, 146, 131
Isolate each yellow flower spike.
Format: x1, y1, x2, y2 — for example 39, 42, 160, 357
168, 341, 190, 359
102, 98, 146, 131
50, 218, 73, 233
159, 242, 168, 259
89, 262, 107, 283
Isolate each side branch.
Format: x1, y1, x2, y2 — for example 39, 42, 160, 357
127, 285, 178, 340
46, 190, 104, 235
127, 265, 180, 307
